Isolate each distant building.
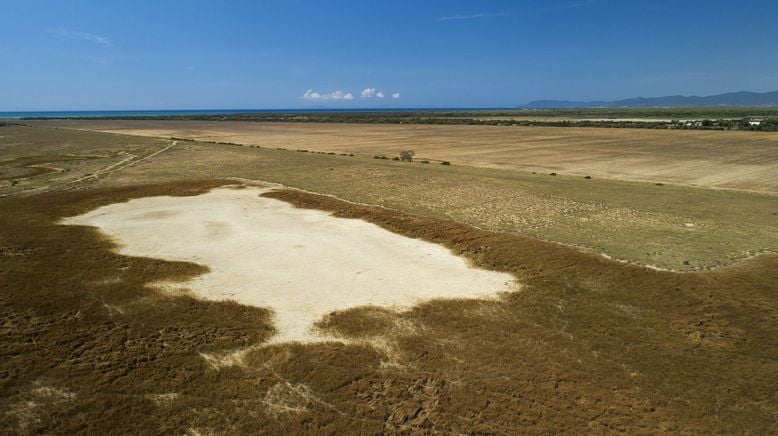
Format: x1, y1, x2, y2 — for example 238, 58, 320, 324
749, 120, 762, 126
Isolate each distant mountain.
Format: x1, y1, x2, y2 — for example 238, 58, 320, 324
523, 90, 778, 108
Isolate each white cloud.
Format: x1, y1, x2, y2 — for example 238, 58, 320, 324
303, 89, 321, 100
303, 87, 390, 101
49, 29, 113, 47
361, 88, 388, 98
437, 12, 512, 21
540, 0, 596, 12
361, 88, 377, 98
392, 92, 400, 99
303, 89, 354, 101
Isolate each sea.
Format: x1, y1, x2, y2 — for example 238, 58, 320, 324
0, 108, 502, 119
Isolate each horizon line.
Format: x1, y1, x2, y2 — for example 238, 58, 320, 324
0, 107, 523, 115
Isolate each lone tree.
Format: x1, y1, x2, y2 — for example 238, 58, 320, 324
399, 150, 415, 162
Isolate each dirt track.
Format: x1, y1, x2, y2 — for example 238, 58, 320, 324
35, 119, 778, 192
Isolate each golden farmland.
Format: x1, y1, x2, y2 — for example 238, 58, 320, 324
34, 119, 778, 191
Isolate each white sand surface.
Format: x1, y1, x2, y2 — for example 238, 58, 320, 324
64, 187, 516, 343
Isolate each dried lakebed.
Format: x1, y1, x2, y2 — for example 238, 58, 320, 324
64, 186, 517, 343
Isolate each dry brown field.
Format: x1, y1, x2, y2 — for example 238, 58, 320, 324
34, 119, 778, 192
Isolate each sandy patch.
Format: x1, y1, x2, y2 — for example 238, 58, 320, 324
64, 187, 516, 343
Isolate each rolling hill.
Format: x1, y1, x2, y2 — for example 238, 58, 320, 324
525, 90, 778, 108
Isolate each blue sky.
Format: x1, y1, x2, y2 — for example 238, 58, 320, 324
2, 0, 777, 110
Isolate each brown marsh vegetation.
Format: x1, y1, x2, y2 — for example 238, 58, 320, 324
1, 181, 776, 433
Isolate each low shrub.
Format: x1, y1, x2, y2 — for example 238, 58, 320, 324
399, 150, 416, 162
